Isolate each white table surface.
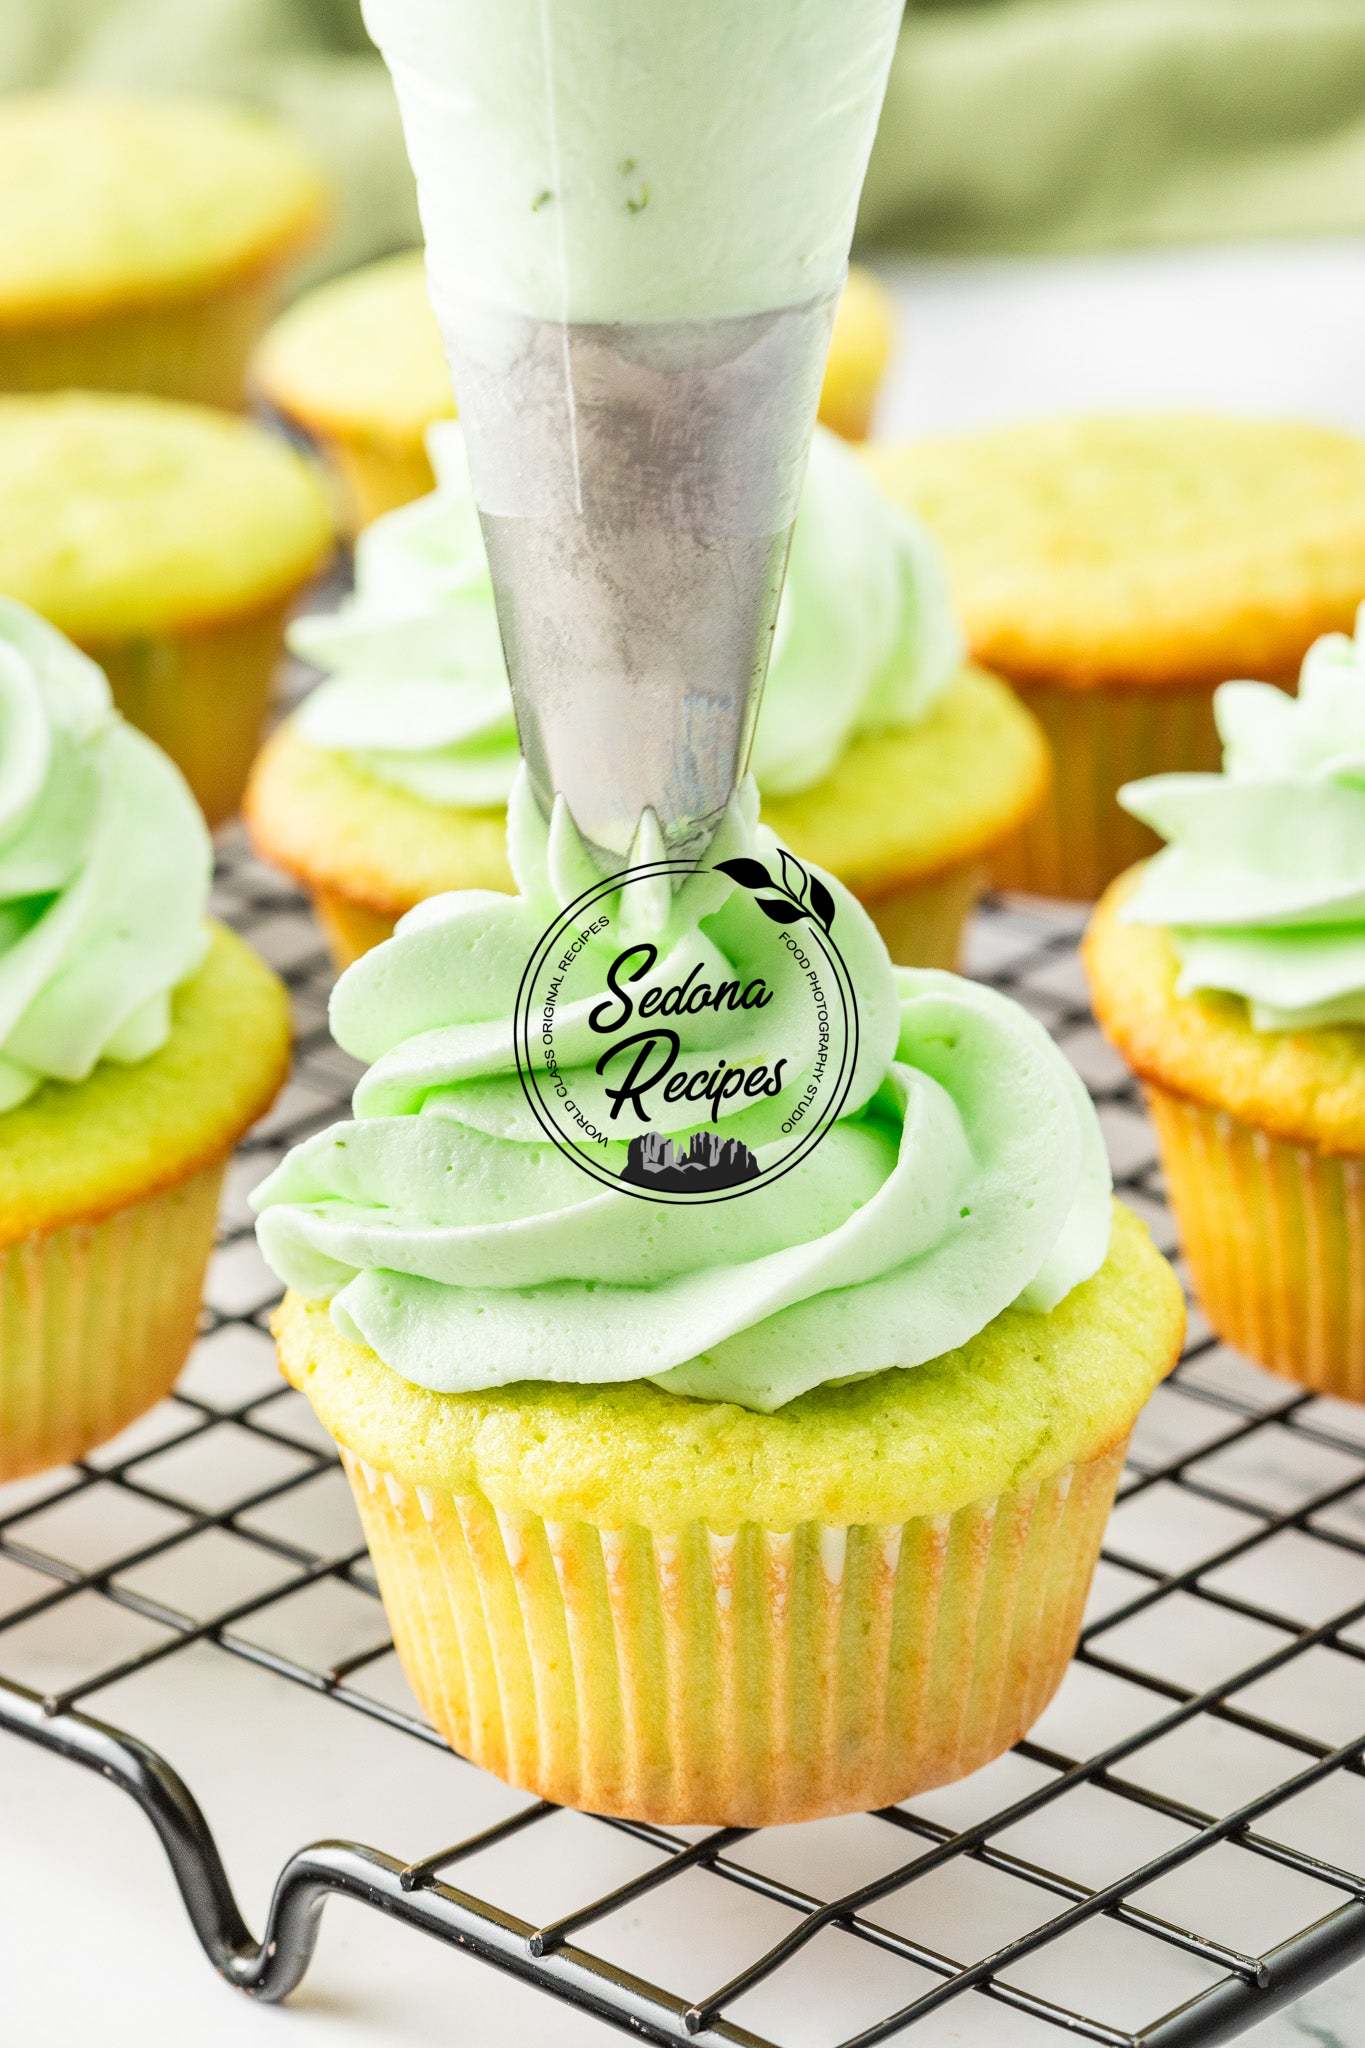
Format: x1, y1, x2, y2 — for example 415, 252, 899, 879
3, 238, 1365, 2048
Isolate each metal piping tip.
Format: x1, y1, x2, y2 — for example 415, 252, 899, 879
439, 288, 840, 867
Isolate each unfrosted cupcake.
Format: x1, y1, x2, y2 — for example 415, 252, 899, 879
1086, 613, 1365, 1400
873, 416, 1365, 899
254, 772, 1182, 1824
0, 392, 333, 826
818, 265, 896, 440
0, 92, 327, 405
247, 423, 1046, 967
254, 252, 897, 533
0, 94, 327, 407
0, 600, 290, 1479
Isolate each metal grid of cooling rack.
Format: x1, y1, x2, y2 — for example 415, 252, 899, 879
3, 846, 1365, 2048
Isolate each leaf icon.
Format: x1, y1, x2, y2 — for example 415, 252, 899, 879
778, 849, 809, 904
808, 874, 836, 934
757, 896, 808, 925
714, 856, 774, 891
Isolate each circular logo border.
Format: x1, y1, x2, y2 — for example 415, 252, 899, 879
512, 858, 860, 1204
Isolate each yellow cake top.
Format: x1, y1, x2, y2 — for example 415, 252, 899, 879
254, 249, 895, 450
255, 250, 454, 448
0, 393, 333, 639
274, 1201, 1181, 1529
871, 416, 1365, 690
0, 94, 327, 325
764, 667, 1047, 892
246, 719, 508, 915
246, 666, 1048, 917
1085, 869, 1365, 1154
0, 923, 290, 1242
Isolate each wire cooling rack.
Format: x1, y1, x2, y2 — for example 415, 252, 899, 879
3, 847, 1365, 2048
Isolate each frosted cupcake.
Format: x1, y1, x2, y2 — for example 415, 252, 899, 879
253, 253, 898, 533
0, 392, 333, 826
255, 773, 1181, 1824
1086, 613, 1365, 1401
873, 416, 1365, 899
247, 424, 1047, 967
0, 94, 327, 407
0, 601, 290, 1479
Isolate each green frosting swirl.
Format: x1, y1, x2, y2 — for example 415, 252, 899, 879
0, 598, 210, 1111
1121, 611, 1365, 1030
253, 772, 1111, 1412
289, 422, 962, 807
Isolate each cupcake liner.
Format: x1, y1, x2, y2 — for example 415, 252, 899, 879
1145, 1084, 1365, 1401
0, 260, 289, 409
312, 886, 402, 970
818, 382, 879, 444
97, 590, 305, 830
325, 435, 440, 537
0, 1159, 225, 1481
864, 859, 986, 971
991, 683, 1224, 901
340, 1436, 1127, 1825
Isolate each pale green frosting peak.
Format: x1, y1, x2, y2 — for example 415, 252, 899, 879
0, 597, 210, 1111
254, 772, 1111, 1412
1120, 609, 1365, 1031
289, 422, 963, 807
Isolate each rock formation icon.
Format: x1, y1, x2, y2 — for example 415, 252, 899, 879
619, 1129, 759, 1193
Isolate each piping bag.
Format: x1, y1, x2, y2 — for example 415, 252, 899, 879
361, 0, 905, 866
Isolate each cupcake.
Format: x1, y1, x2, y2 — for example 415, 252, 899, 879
0, 94, 327, 407
872, 416, 1365, 900
0, 392, 333, 827
253, 252, 898, 534
254, 772, 1182, 1824
247, 423, 1046, 968
1086, 615, 1365, 1402
252, 252, 451, 535
0, 600, 290, 1480
817, 263, 896, 441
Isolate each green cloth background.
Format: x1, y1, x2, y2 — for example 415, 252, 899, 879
7, 0, 1365, 280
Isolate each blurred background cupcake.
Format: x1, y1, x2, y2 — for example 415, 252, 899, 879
0, 601, 290, 1479
0, 392, 333, 826
247, 422, 1048, 969
0, 94, 327, 407
1085, 614, 1365, 1401
817, 265, 897, 440
873, 416, 1365, 900
254, 252, 898, 534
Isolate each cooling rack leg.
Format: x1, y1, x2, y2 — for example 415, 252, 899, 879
1142, 1902, 1365, 2048
7, 876, 1365, 2046
0, 1677, 317, 2000
0, 1677, 771, 2042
